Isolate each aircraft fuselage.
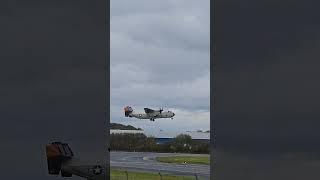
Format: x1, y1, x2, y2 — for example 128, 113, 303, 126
129, 111, 175, 120
124, 106, 175, 121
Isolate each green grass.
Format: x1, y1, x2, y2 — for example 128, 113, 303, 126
111, 169, 195, 180
156, 156, 210, 165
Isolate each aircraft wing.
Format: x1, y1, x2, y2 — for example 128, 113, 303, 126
61, 162, 107, 180
144, 108, 155, 114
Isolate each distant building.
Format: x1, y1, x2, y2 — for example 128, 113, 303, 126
110, 129, 144, 134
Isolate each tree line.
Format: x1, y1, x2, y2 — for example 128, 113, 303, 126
110, 133, 209, 154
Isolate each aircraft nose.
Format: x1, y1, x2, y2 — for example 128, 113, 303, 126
173, 113, 175, 116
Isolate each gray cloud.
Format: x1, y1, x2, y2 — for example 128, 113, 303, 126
111, 0, 210, 132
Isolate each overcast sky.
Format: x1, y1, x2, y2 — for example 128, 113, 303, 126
110, 0, 210, 134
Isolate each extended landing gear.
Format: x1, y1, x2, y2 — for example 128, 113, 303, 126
150, 118, 155, 122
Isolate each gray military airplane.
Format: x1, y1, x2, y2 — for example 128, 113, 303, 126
46, 142, 107, 180
124, 106, 175, 121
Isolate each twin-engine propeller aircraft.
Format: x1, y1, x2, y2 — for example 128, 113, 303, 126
124, 106, 175, 121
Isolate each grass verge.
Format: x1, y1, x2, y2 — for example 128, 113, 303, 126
156, 156, 210, 165
111, 169, 195, 180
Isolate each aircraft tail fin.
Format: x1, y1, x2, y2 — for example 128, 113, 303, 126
46, 142, 74, 175
124, 106, 133, 117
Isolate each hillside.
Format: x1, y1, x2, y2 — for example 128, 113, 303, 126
110, 123, 142, 130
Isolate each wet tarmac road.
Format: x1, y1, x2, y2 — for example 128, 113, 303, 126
110, 151, 210, 179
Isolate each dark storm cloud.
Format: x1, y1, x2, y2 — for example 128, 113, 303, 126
0, 1, 107, 179
215, 0, 320, 179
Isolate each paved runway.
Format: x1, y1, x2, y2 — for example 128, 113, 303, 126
110, 151, 210, 179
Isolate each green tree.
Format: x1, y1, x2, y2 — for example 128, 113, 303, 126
171, 134, 193, 153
